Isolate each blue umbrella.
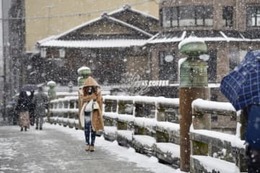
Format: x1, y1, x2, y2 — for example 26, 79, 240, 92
220, 50, 260, 110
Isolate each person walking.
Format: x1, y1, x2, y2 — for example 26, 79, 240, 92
32, 87, 49, 130
79, 76, 104, 152
220, 50, 260, 172
16, 91, 30, 131
28, 90, 35, 126
243, 106, 260, 172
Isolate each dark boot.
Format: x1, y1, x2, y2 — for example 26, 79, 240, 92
40, 127, 42, 130
36, 127, 38, 130
20, 127, 23, 131
25, 127, 27, 131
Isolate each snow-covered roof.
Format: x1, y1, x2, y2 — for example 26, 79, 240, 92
38, 5, 155, 45
37, 7, 155, 49
108, 4, 158, 21
36, 35, 58, 46
108, 16, 153, 37
40, 39, 148, 48
52, 14, 153, 41
147, 30, 260, 44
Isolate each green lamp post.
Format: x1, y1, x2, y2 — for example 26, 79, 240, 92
178, 33, 210, 172
77, 66, 91, 87
47, 80, 57, 100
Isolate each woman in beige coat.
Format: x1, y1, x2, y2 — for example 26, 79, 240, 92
79, 76, 104, 152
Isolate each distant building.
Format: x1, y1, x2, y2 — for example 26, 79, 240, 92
146, 0, 260, 99
36, 5, 159, 87
5, 0, 260, 100
37, 1, 260, 99
25, 0, 159, 52
3, 0, 159, 99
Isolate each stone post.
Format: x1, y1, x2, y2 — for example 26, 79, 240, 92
178, 33, 210, 172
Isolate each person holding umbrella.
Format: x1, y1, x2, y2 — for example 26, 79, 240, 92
16, 91, 31, 131
28, 90, 35, 126
220, 50, 260, 172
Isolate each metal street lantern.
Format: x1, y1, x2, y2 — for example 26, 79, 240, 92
77, 66, 91, 87
47, 80, 56, 100
68, 81, 73, 93
178, 33, 210, 172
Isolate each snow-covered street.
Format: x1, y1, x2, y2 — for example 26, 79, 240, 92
0, 123, 182, 173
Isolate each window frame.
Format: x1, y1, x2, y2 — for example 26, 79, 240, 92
158, 51, 177, 81
222, 6, 234, 27
247, 6, 260, 27
161, 5, 213, 28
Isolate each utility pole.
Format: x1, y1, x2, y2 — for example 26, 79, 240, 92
1, 0, 13, 121
2, 44, 6, 121
0, 0, 6, 121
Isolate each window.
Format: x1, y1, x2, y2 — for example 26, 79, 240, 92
161, 7, 179, 27
162, 7, 172, 27
222, 6, 233, 27
179, 6, 195, 26
171, 7, 179, 27
161, 6, 213, 28
158, 51, 177, 81
196, 6, 205, 26
195, 6, 213, 26
247, 6, 260, 27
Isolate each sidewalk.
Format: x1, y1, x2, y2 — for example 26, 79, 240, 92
0, 116, 9, 126
0, 123, 175, 173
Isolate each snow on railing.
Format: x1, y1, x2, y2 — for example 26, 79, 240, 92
47, 95, 246, 172
191, 98, 246, 172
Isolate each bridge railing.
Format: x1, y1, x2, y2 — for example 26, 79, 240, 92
190, 99, 246, 172
47, 95, 246, 172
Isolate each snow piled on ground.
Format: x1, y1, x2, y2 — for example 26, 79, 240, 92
45, 123, 184, 173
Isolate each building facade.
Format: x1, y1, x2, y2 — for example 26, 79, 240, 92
36, 5, 159, 88
2, 0, 159, 104
36, 0, 260, 99
4, 0, 260, 103
146, 0, 260, 99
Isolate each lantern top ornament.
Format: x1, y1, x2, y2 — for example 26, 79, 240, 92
179, 32, 207, 56
47, 80, 56, 88
77, 66, 91, 76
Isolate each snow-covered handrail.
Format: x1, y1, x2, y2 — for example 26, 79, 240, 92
190, 98, 246, 172
47, 95, 247, 172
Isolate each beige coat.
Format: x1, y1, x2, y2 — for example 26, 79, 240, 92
78, 76, 104, 131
